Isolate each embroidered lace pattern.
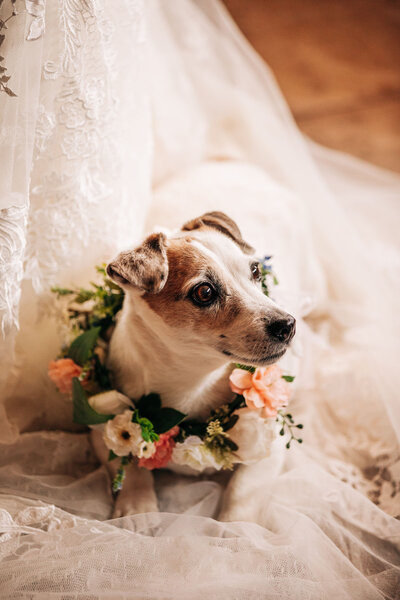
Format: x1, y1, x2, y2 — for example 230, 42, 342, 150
0, 0, 151, 369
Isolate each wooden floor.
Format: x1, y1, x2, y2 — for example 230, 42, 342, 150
224, 0, 400, 173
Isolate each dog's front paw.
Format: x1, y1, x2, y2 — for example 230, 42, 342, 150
112, 491, 159, 518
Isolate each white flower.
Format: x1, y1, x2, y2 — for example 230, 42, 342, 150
103, 410, 143, 457
171, 436, 224, 472
89, 390, 133, 415
137, 440, 156, 459
228, 408, 276, 464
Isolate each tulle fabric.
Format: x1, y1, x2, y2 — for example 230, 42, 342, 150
0, 435, 399, 599
0, 0, 399, 598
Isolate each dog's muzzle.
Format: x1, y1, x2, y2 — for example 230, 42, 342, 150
267, 315, 296, 343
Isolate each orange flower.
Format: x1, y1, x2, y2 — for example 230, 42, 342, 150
229, 365, 291, 418
48, 358, 83, 394
138, 426, 180, 470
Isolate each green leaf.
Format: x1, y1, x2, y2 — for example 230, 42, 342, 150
135, 393, 162, 418
67, 326, 101, 366
180, 420, 207, 438
75, 289, 96, 303
224, 437, 239, 452
132, 410, 160, 443
223, 414, 239, 431
282, 375, 295, 382
108, 450, 118, 461
93, 353, 112, 389
151, 407, 186, 434
51, 286, 75, 296
234, 363, 256, 373
72, 378, 113, 425
227, 394, 246, 412
141, 429, 150, 442
149, 430, 159, 442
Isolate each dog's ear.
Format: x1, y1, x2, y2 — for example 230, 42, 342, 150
182, 211, 254, 255
106, 233, 168, 293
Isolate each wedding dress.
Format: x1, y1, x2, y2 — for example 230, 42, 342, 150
0, 1, 399, 598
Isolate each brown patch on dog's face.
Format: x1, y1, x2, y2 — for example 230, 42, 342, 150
107, 233, 168, 293
142, 234, 295, 366
182, 211, 254, 255
144, 238, 241, 329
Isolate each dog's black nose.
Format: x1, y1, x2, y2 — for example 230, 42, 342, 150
267, 316, 296, 343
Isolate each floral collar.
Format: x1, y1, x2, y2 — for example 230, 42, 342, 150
49, 258, 302, 492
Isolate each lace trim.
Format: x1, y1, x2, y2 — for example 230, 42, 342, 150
0, 205, 27, 337
328, 454, 400, 518
25, 0, 150, 294
26, 0, 46, 41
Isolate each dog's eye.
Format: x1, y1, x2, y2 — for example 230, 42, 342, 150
251, 262, 261, 281
191, 283, 216, 306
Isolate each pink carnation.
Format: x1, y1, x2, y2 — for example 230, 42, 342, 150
48, 358, 83, 394
229, 365, 291, 418
138, 426, 180, 470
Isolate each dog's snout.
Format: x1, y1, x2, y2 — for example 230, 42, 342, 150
267, 315, 296, 343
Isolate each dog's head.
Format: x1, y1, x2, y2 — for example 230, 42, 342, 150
107, 212, 295, 367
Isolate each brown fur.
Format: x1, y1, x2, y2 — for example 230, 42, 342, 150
143, 237, 242, 332
106, 233, 168, 293
182, 211, 254, 255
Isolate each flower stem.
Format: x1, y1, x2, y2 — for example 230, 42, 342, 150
277, 411, 303, 448
112, 456, 131, 494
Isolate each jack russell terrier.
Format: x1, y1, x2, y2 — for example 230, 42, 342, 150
91, 211, 295, 518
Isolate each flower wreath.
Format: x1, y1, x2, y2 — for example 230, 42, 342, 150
49, 257, 303, 492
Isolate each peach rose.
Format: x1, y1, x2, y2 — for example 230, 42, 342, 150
229, 365, 291, 418
48, 358, 83, 394
138, 426, 180, 470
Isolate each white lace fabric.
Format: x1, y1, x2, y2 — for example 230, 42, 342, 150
0, 1, 399, 598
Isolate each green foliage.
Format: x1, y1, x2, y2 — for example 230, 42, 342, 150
259, 258, 279, 298
53, 264, 124, 338
108, 450, 118, 461
67, 327, 101, 366
223, 413, 239, 431
135, 394, 186, 435
72, 378, 114, 425
178, 420, 208, 440
234, 363, 256, 373
209, 394, 245, 431
51, 287, 75, 296
203, 419, 238, 468
111, 457, 131, 493
276, 410, 304, 448
178, 393, 246, 457
93, 353, 112, 389
282, 375, 295, 382
132, 410, 159, 443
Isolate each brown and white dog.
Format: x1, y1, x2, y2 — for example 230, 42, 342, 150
91, 212, 295, 518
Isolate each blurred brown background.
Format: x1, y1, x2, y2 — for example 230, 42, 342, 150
224, 0, 400, 173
